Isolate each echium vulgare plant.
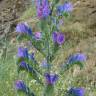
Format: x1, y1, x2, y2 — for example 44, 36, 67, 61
15, 0, 87, 96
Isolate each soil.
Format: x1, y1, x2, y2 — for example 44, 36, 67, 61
73, 0, 96, 35
0, 0, 31, 41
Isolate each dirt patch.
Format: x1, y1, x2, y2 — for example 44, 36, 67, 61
0, 0, 32, 41
73, 0, 96, 34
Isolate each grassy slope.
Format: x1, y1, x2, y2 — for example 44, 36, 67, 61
0, 37, 96, 96
0, 44, 17, 96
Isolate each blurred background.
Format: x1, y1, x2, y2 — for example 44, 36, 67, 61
0, 0, 96, 96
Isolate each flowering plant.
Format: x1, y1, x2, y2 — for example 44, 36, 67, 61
15, 0, 86, 96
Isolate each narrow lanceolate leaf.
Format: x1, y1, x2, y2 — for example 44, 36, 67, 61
31, 40, 46, 57
61, 53, 86, 72
16, 34, 31, 41
54, 0, 59, 4
30, 70, 43, 85
15, 80, 36, 96
16, 57, 29, 65
50, 43, 59, 62
17, 61, 43, 85
30, 92, 36, 96
62, 61, 84, 72
63, 12, 69, 18
17, 34, 46, 57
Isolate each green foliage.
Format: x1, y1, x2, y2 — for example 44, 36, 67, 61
62, 61, 84, 72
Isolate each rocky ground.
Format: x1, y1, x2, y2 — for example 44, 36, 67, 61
0, 0, 31, 44
73, 0, 96, 35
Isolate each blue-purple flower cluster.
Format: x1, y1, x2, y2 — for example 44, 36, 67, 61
19, 61, 33, 72
17, 47, 29, 58
17, 47, 34, 60
16, 22, 32, 35
69, 87, 85, 96
67, 53, 87, 64
16, 22, 42, 41
34, 32, 42, 40
57, 2, 73, 15
15, 80, 27, 92
52, 32, 65, 45
17, 46, 36, 73
35, 0, 51, 19
35, 1, 73, 18
45, 73, 58, 85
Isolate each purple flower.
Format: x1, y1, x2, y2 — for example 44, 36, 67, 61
57, 5, 64, 13
15, 80, 27, 92
52, 32, 65, 45
52, 32, 58, 43
69, 87, 85, 96
67, 53, 87, 64
63, 2, 73, 12
35, 0, 50, 19
57, 32, 65, 45
45, 73, 58, 85
16, 22, 32, 35
17, 47, 28, 58
19, 61, 33, 72
34, 32, 42, 40
57, 2, 73, 15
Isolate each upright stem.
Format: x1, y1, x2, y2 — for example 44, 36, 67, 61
44, 84, 54, 96
46, 16, 52, 73
46, 32, 51, 73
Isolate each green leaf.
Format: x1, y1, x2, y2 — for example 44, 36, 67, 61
16, 34, 31, 41
17, 61, 43, 85
63, 12, 69, 18
62, 61, 84, 72
16, 57, 25, 65
76, 61, 84, 69
50, 43, 59, 62
17, 91, 26, 96
40, 20, 48, 32
17, 87, 36, 96
31, 40, 46, 57
55, 0, 59, 4
16, 57, 29, 65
